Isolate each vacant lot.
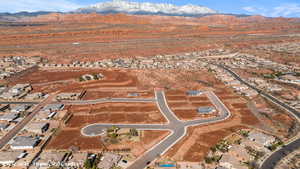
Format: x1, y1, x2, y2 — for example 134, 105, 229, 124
82, 90, 154, 100
165, 90, 217, 121
46, 128, 169, 157
66, 102, 166, 128
10, 69, 140, 93
46, 129, 103, 151
164, 86, 260, 162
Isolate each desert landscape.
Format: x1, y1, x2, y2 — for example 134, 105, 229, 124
0, 1, 299, 169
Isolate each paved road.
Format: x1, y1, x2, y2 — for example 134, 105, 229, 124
0, 94, 56, 149
0, 101, 39, 105
219, 65, 300, 119
82, 90, 231, 169
216, 64, 300, 169
62, 98, 156, 105
260, 138, 300, 169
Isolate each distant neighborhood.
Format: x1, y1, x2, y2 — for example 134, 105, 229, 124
0, 44, 298, 169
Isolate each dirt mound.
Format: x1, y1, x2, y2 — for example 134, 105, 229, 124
24, 13, 150, 24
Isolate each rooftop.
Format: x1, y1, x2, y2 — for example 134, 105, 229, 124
0, 113, 19, 121
66, 152, 88, 167
186, 90, 203, 96
0, 121, 9, 130
0, 151, 22, 164
98, 152, 122, 169
10, 136, 40, 149
248, 131, 276, 146
219, 154, 247, 169
197, 107, 216, 114
25, 122, 49, 134
42, 104, 64, 112
36, 151, 66, 166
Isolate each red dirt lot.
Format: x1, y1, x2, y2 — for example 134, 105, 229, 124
182, 126, 245, 161
82, 90, 154, 100
68, 102, 159, 115
165, 90, 217, 121
165, 120, 247, 162
46, 129, 103, 151
11, 69, 103, 85
10, 68, 142, 93
163, 85, 260, 162
1, 14, 300, 63
46, 128, 170, 157
107, 130, 170, 157
66, 102, 166, 128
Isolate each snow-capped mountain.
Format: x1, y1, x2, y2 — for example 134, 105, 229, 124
76, 0, 218, 16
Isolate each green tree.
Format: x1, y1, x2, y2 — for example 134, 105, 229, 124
130, 128, 138, 136
84, 159, 92, 169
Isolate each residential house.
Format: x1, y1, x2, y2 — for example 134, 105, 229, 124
56, 93, 79, 101
42, 104, 64, 113
0, 92, 18, 100
36, 151, 66, 167
241, 139, 270, 153
98, 152, 122, 169
226, 80, 240, 86
248, 131, 276, 147
0, 151, 22, 166
10, 136, 40, 150
25, 122, 49, 134
65, 152, 88, 168
197, 107, 216, 114
26, 92, 45, 100
242, 89, 258, 97
0, 121, 9, 131
219, 154, 247, 169
186, 90, 203, 96
9, 84, 32, 95
0, 112, 19, 122
34, 112, 49, 121
228, 145, 251, 162
11, 104, 31, 113
215, 167, 229, 169
128, 93, 140, 97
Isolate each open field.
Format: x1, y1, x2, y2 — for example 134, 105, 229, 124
66, 102, 166, 128
46, 128, 103, 151
164, 85, 261, 162
1, 11, 300, 169
82, 90, 154, 100
46, 128, 169, 157
165, 90, 218, 121
0, 14, 300, 64
8, 68, 140, 93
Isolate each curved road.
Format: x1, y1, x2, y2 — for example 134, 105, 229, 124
260, 138, 300, 169
82, 90, 231, 169
216, 64, 300, 169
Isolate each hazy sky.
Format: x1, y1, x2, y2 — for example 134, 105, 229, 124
0, 0, 300, 17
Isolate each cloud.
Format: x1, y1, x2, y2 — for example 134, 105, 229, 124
242, 6, 257, 13
0, 0, 81, 12
242, 3, 300, 17
271, 3, 300, 17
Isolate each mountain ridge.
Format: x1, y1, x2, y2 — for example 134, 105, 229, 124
76, 0, 217, 16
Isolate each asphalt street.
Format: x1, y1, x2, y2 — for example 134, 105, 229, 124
260, 138, 300, 169
0, 101, 39, 105
82, 90, 231, 169
219, 65, 300, 119
217, 64, 300, 169
0, 94, 56, 149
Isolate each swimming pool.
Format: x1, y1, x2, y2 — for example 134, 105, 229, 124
159, 164, 176, 167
